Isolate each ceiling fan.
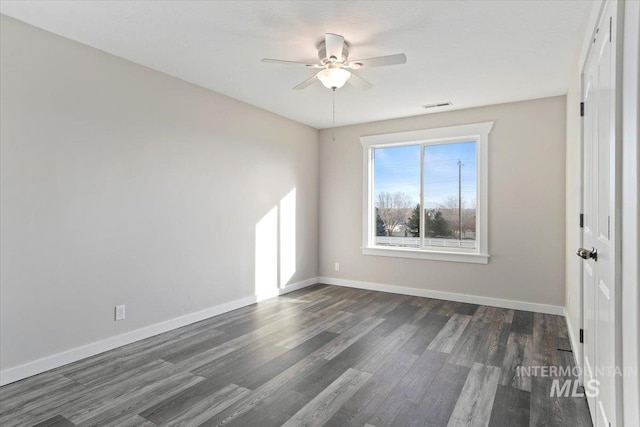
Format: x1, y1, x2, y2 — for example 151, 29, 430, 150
262, 33, 407, 91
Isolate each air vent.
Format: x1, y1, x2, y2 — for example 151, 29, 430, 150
423, 102, 452, 109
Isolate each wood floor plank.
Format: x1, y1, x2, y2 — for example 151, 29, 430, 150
173, 345, 239, 373
31, 415, 76, 427
85, 414, 156, 427
356, 323, 419, 373
367, 350, 448, 426
448, 320, 492, 367
0, 378, 87, 427
282, 368, 371, 427
140, 377, 249, 424
312, 298, 358, 317
291, 332, 386, 400
62, 363, 204, 424
0, 372, 64, 401
529, 352, 593, 427
427, 314, 472, 354
276, 311, 351, 349
374, 304, 419, 337
72, 372, 203, 425
190, 340, 287, 379
511, 310, 534, 335
500, 332, 533, 392
409, 298, 440, 324
471, 305, 491, 323
403, 362, 471, 427
533, 313, 560, 367
555, 315, 569, 339
456, 303, 480, 316
530, 376, 557, 427
300, 295, 338, 313
488, 385, 530, 427
447, 363, 502, 427
401, 312, 450, 355
237, 331, 339, 390
199, 354, 329, 426
432, 300, 462, 317
313, 316, 385, 360
325, 350, 419, 427
374, 295, 414, 319
153, 383, 249, 427
475, 321, 511, 367
0, 374, 82, 415
491, 308, 515, 324
218, 388, 309, 427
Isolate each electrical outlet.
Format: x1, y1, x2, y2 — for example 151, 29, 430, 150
335, 262, 340, 271
115, 305, 126, 321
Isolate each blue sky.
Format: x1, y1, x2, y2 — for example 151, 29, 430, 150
374, 141, 476, 209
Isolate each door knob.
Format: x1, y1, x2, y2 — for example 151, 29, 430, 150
576, 247, 598, 261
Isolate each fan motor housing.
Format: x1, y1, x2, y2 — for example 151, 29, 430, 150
318, 41, 350, 64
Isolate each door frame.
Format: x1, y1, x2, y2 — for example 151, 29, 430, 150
620, 1, 640, 425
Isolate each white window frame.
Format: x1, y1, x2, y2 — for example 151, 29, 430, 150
360, 121, 493, 264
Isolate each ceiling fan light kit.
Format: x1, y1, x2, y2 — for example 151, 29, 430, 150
317, 66, 351, 89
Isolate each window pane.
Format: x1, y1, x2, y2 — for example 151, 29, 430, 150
423, 141, 477, 249
373, 145, 420, 248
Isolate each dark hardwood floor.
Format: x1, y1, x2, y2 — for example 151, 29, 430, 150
0, 284, 592, 427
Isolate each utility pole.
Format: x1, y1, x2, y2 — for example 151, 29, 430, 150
458, 160, 463, 240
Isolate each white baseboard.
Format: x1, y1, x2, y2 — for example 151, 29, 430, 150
0, 277, 318, 386
564, 307, 582, 370
318, 276, 564, 315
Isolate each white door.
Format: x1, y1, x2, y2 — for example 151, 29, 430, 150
582, 46, 597, 421
581, 2, 619, 426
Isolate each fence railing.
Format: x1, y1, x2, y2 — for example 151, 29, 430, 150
374, 236, 476, 249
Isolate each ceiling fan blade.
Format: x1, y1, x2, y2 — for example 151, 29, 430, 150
325, 33, 345, 61
262, 58, 322, 68
293, 74, 319, 90
348, 53, 407, 69
347, 71, 373, 90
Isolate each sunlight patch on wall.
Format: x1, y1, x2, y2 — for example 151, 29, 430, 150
254, 188, 298, 301
255, 205, 278, 300
279, 188, 297, 287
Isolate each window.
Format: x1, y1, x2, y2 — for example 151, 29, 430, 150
361, 122, 493, 263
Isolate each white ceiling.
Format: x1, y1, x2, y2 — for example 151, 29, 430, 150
1, 0, 592, 129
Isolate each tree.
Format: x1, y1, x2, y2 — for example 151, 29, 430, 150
376, 192, 414, 236
438, 196, 477, 238
461, 198, 477, 238
407, 204, 421, 237
425, 209, 450, 238
441, 195, 462, 238
375, 208, 386, 236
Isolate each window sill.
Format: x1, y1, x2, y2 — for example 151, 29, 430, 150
362, 246, 489, 264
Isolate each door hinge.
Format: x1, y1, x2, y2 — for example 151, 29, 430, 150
580, 102, 585, 117
579, 213, 584, 228
609, 16, 612, 42
580, 329, 584, 343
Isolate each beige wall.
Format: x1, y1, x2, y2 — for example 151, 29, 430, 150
319, 96, 566, 307
0, 15, 319, 371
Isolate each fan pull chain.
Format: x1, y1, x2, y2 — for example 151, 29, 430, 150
332, 88, 336, 141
